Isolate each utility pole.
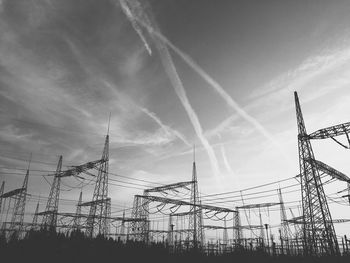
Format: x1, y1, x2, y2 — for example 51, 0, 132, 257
265, 224, 270, 254
294, 91, 339, 256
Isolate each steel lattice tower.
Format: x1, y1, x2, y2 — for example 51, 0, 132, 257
167, 214, 174, 247
259, 208, 265, 246
31, 202, 40, 231
294, 91, 339, 256
188, 158, 204, 250
223, 218, 228, 245
233, 209, 242, 246
130, 195, 149, 242
42, 155, 63, 231
86, 134, 110, 237
0, 181, 4, 214
9, 163, 30, 239
278, 188, 292, 244
73, 191, 83, 231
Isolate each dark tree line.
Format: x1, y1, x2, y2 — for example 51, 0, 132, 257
0, 230, 347, 263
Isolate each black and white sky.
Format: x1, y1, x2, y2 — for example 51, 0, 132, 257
1, 0, 350, 232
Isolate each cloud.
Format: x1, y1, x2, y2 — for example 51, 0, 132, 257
204, 42, 350, 140
141, 107, 191, 147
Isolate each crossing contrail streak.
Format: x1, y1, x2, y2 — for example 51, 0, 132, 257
119, 0, 152, 55
132, 16, 292, 168
119, 0, 221, 178
141, 107, 191, 147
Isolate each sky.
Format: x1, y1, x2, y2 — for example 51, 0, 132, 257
1, 0, 350, 239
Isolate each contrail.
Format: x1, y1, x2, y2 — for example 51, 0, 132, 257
118, 0, 221, 178
220, 145, 234, 175
141, 107, 191, 147
128, 13, 292, 168
119, 0, 152, 55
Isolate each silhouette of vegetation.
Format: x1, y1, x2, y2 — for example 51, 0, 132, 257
0, 230, 348, 263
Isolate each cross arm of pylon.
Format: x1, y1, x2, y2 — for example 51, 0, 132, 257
56, 212, 147, 222
45, 159, 105, 178
0, 187, 25, 198
236, 202, 282, 209
307, 122, 350, 148
144, 180, 194, 193
79, 197, 111, 207
135, 194, 237, 213
305, 158, 350, 183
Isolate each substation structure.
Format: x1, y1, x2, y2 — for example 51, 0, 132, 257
1, 92, 350, 256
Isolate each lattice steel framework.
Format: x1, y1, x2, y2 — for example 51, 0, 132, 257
73, 191, 83, 231
31, 202, 40, 231
130, 195, 149, 242
8, 165, 30, 239
42, 156, 62, 231
278, 188, 292, 242
86, 134, 110, 237
294, 91, 339, 256
188, 160, 204, 250
0, 181, 4, 214
233, 209, 242, 245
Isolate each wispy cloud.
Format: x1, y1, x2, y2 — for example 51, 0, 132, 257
204, 42, 350, 140
141, 107, 191, 147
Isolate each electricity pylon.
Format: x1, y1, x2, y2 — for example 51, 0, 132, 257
167, 214, 174, 248
278, 188, 292, 254
188, 149, 204, 250
8, 159, 31, 239
86, 132, 110, 237
259, 208, 265, 247
31, 202, 40, 231
223, 218, 228, 245
278, 188, 292, 245
233, 209, 242, 246
294, 91, 339, 256
42, 155, 63, 231
73, 191, 83, 231
0, 181, 4, 214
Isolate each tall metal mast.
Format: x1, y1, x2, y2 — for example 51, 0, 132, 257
188, 146, 204, 250
294, 91, 339, 256
86, 117, 111, 237
42, 155, 63, 231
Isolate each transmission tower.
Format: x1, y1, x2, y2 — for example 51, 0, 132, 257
73, 191, 83, 231
294, 91, 339, 256
0, 181, 4, 214
42, 155, 63, 231
120, 210, 126, 242
259, 208, 265, 247
31, 202, 40, 231
86, 132, 110, 238
233, 209, 242, 246
8, 160, 30, 239
130, 195, 149, 242
167, 214, 174, 248
188, 151, 204, 250
223, 218, 228, 245
278, 188, 292, 246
